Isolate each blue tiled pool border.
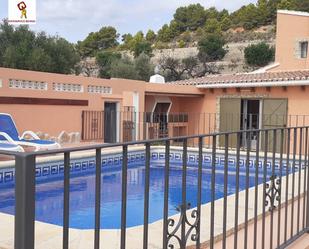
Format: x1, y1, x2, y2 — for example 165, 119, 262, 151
0, 147, 303, 185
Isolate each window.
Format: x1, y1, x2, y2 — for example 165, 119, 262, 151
300, 41, 308, 58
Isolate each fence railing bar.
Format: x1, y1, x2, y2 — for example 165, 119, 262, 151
85, 111, 88, 140
85, 112, 90, 139
254, 131, 260, 249
303, 128, 309, 229
120, 145, 128, 249
210, 135, 217, 249
291, 128, 297, 238
262, 130, 268, 249
81, 111, 85, 140
94, 111, 97, 139
297, 128, 303, 234
196, 137, 203, 249
162, 140, 170, 249
284, 129, 291, 243
91, 111, 94, 140
181, 138, 188, 248
270, 129, 277, 249
244, 131, 251, 249
233, 132, 241, 249
94, 148, 102, 249
197, 114, 201, 141
222, 134, 229, 249
277, 129, 284, 248
101, 111, 105, 141
307, 128, 309, 229
14, 154, 36, 249
143, 143, 151, 249
63, 152, 70, 249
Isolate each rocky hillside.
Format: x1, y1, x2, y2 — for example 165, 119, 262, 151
78, 24, 276, 78
151, 41, 275, 74
78, 41, 275, 78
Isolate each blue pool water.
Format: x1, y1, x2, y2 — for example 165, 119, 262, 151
0, 160, 278, 229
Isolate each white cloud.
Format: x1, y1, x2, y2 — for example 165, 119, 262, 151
30, 0, 257, 42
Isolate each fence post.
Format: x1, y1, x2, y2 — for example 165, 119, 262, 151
304, 128, 309, 231
15, 154, 36, 249
307, 129, 309, 231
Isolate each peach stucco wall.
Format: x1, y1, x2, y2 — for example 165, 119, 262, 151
272, 11, 309, 71
182, 86, 309, 146
2, 67, 309, 140
0, 68, 148, 137
198, 86, 309, 121
0, 67, 201, 138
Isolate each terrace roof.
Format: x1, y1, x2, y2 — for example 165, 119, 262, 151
169, 70, 309, 89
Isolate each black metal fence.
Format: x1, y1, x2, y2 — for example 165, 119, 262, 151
2, 126, 309, 249
82, 111, 105, 141
81, 110, 309, 145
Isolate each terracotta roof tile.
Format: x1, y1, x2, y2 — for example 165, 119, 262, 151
168, 70, 309, 88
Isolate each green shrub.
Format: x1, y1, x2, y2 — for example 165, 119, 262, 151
178, 40, 186, 48
198, 33, 227, 62
244, 42, 275, 67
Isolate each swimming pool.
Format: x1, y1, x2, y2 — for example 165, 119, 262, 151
0, 150, 285, 230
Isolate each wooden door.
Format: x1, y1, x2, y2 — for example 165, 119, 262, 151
219, 98, 241, 147
262, 98, 288, 152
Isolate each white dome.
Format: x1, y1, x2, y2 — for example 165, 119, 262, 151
149, 74, 165, 84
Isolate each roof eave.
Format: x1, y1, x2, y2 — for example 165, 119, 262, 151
277, 10, 309, 17
196, 80, 309, 89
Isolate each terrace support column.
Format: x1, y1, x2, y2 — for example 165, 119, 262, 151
15, 155, 36, 249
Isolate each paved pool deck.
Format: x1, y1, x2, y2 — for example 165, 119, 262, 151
188, 194, 309, 249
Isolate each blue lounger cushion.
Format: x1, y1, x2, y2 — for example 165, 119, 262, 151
0, 114, 20, 141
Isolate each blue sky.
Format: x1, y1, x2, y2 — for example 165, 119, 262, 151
0, 0, 257, 43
